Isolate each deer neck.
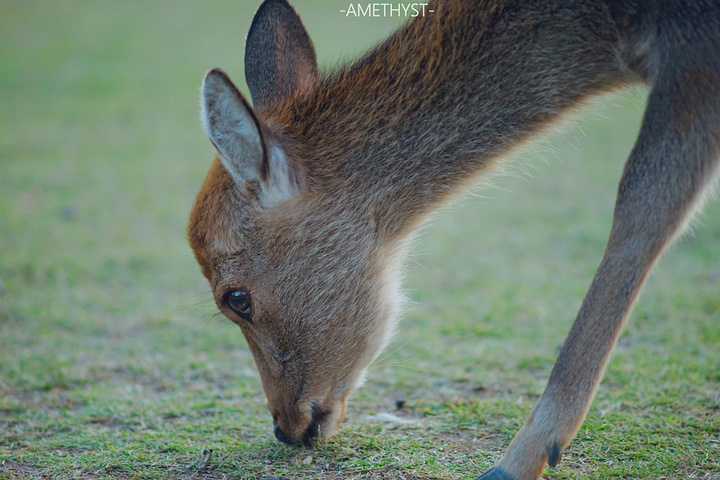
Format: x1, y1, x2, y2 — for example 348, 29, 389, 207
263, 1, 629, 241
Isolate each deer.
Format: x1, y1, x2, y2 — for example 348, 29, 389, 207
188, 0, 720, 478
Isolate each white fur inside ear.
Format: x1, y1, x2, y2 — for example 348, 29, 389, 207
263, 143, 300, 206
201, 70, 263, 185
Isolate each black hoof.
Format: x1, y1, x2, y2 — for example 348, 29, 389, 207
548, 442, 562, 467
476, 466, 518, 480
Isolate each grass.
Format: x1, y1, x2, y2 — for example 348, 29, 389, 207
1, 1, 719, 479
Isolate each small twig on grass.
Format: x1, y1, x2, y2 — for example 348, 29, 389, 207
182, 448, 213, 477
198, 449, 213, 472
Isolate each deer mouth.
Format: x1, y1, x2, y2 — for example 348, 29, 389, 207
273, 402, 329, 447
303, 403, 329, 445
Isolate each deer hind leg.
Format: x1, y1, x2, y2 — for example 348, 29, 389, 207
478, 64, 720, 480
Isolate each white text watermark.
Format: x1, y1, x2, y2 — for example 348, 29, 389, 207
340, 3, 434, 17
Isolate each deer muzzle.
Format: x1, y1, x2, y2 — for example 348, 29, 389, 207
271, 397, 348, 446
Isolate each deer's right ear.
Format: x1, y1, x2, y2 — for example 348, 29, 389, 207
245, 0, 319, 109
201, 69, 267, 186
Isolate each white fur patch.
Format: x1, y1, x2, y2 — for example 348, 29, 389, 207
263, 143, 300, 207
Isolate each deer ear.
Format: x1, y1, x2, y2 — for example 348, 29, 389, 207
245, 0, 319, 109
201, 69, 299, 205
201, 69, 267, 186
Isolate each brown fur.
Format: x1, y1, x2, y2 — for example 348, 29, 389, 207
188, 0, 720, 478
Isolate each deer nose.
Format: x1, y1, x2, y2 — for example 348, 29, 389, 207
272, 404, 327, 446
273, 419, 295, 445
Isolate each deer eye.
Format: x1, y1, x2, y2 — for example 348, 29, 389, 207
224, 290, 253, 321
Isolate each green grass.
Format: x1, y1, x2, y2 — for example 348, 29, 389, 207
1, 1, 719, 479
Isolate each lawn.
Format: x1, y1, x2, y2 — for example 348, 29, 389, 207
1, 1, 719, 479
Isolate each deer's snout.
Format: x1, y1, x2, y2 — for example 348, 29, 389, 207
273, 404, 326, 446
271, 398, 347, 446
273, 419, 295, 445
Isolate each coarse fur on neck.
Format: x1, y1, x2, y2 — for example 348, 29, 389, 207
256, 0, 632, 240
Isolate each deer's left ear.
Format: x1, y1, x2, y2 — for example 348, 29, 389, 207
201, 69, 299, 205
245, 0, 319, 109
201, 68, 267, 186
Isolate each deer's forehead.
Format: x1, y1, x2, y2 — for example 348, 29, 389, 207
189, 165, 265, 280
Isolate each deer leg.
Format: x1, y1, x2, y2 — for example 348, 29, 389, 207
478, 65, 720, 480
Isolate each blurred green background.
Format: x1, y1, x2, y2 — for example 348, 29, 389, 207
1, 1, 718, 479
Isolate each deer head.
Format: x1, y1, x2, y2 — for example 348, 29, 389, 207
189, 0, 403, 445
